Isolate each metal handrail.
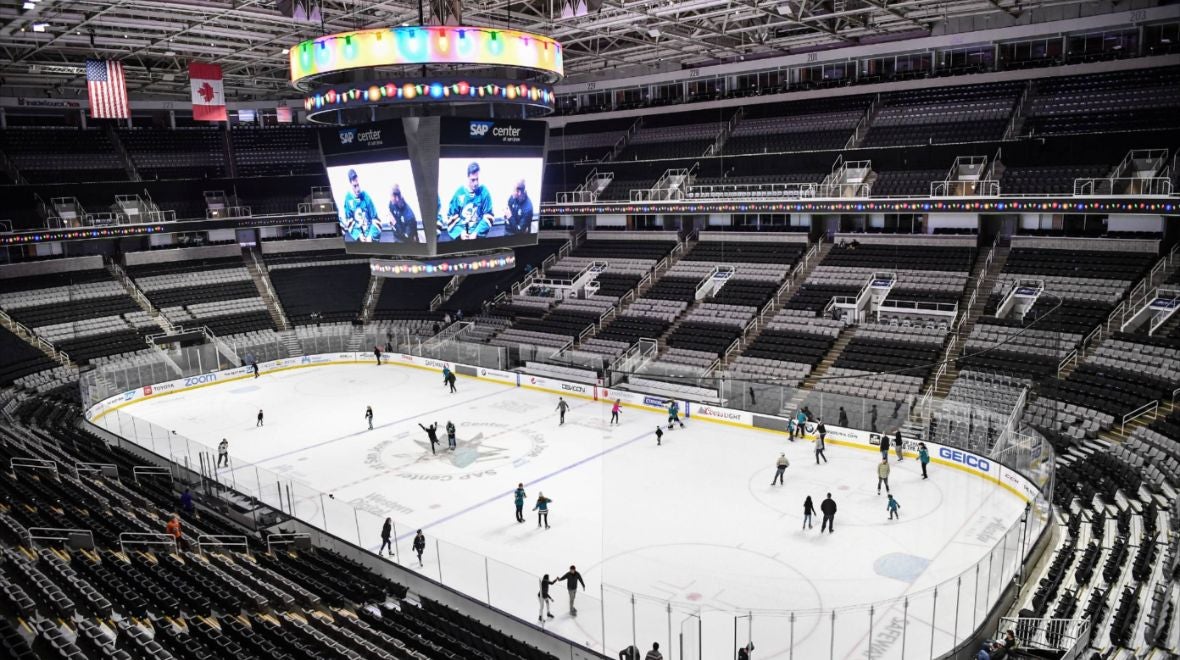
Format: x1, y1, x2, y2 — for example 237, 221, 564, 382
1121, 400, 1158, 433
119, 532, 178, 555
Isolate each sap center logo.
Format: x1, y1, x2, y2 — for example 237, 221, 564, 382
339, 128, 356, 144
469, 121, 494, 137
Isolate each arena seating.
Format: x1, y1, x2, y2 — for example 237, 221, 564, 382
861, 81, 1023, 147
126, 255, 275, 337
0, 128, 126, 183
263, 250, 370, 324
0, 390, 558, 660
117, 127, 228, 179
229, 126, 322, 177
0, 326, 57, 387
731, 309, 842, 387
1023, 66, 1180, 136
446, 240, 566, 315
722, 97, 868, 155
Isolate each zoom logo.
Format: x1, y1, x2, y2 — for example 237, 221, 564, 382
938, 447, 991, 472
183, 374, 218, 387
469, 121, 493, 137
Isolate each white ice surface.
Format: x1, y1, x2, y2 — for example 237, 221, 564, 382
109, 362, 1028, 659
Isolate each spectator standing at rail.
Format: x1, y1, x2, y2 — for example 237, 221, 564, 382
838, 407, 848, 427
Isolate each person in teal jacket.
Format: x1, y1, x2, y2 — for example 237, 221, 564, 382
443, 162, 493, 241
341, 168, 378, 238
886, 494, 901, 520
794, 409, 807, 440
667, 401, 684, 429
513, 483, 527, 523
534, 492, 552, 529
918, 443, 930, 479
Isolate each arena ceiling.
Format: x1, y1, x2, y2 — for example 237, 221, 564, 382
0, 0, 1096, 100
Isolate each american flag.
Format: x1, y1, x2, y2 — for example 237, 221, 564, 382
85, 59, 129, 119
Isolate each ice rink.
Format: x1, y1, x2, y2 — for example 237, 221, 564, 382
102, 361, 1031, 659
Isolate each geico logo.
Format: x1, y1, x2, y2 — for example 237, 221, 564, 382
938, 447, 991, 472
183, 374, 218, 387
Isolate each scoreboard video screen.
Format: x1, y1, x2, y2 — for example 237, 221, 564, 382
321, 117, 545, 257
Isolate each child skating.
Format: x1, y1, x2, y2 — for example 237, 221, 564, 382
887, 494, 901, 520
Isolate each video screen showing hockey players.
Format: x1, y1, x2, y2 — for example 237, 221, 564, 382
435, 156, 542, 253
326, 160, 425, 246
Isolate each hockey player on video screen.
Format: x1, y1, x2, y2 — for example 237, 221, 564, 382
341, 168, 379, 241
503, 179, 534, 235
386, 184, 419, 243
443, 161, 494, 241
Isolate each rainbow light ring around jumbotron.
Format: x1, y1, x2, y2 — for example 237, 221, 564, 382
289, 26, 563, 90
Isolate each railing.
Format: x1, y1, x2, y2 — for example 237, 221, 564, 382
249, 249, 288, 329
998, 616, 1089, 658
844, 94, 877, 149
556, 189, 600, 204
118, 532, 177, 555
1056, 350, 1077, 377
1073, 176, 1173, 196
683, 181, 817, 200
206, 205, 253, 219
27, 527, 95, 549
877, 299, 957, 315
196, 534, 250, 555
1121, 400, 1158, 434
930, 179, 1000, 197
1004, 81, 1034, 140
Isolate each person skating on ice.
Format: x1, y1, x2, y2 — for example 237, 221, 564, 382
412, 529, 426, 566
894, 429, 904, 461
538, 574, 557, 622
793, 409, 806, 440
803, 495, 815, 530
820, 493, 837, 533
918, 442, 930, 479
816, 418, 827, 444
256, 409, 264, 427
877, 458, 891, 495
655, 426, 663, 446
814, 432, 827, 464
886, 494, 901, 520
374, 345, 382, 366
441, 366, 452, 387
419, 422, 440, 455
534, 492, 552, 528
878, 433, 890, 461
610, 399, 621, 425
365, 406, 373, 430
557, 565, 586, 615
217, 438, 229, 467
838, 406, 848, 427
445, 370, 457, 393
514, 483, 527, 523
666, 401, 684, 429
771, 453, 789, 486
379, 517, 393, 557
445, 420, 457, 450
251, 360, 259, 379
556, 397, 570, 425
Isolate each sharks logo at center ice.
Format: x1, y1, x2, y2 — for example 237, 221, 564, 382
364, 421, 548, 481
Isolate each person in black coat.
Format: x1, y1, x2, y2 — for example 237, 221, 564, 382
557, 565, 586, 615
419, 422, 440, 454
820, 493, 837, 533
379, 517, 393, 557
878, 434, 890, 461
412, 529, 426, 566
538, 574, 557, 621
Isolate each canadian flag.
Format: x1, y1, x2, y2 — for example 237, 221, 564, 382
189, 62, 227, 121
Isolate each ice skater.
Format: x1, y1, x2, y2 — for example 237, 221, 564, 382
412, 529, 426, 566
365, 406, 373, 430
217, 438, 229, 467
256, 409, 264, 427
878, 434, 890, 461
838, 406, 848, 427
610, 399, 621, 425
556, 397, 570, 425
538, 574, 557, 622
379, 517, 393, 557
918, 442, 930, 479
441, 366, 452, 386
445, 420, 457, 450
655, 426, 663, 446
877, 458, 891, 495
374, 345, 382, 365
816, 418, 827, 444
793, 409, 807, 440
557, 565, 586, 615
870, 404, 879, 433
814, 433, 827, 464
771, 453, 789, 486
251, 360, 259, 379
887, 494, 901, 520
666, 401, 684, 429
894, 430, 904, 461
534, 492, 552, 528
802, 495, 815, 530
820, 493, 837, 533
514, 483, 527, 523
445, 370, 457, 393
418, 422, 440, 455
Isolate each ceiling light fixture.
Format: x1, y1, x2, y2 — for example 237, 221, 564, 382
282, 47, 289, 54
22, 2, 34, 9
32, 22, 48, 32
